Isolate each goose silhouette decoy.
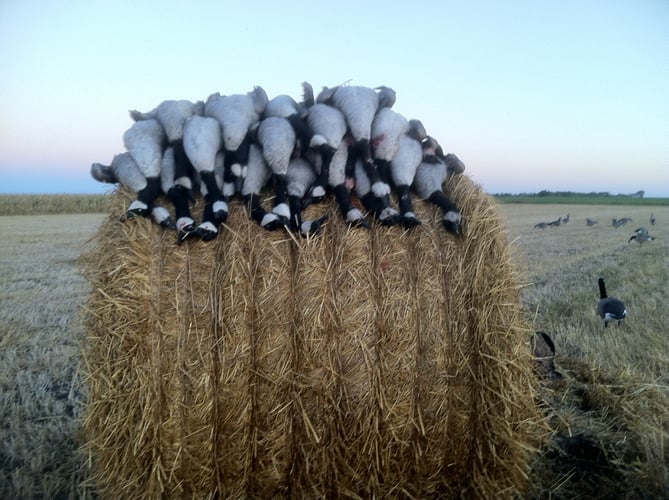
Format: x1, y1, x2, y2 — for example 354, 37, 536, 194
597, 278, 627, 327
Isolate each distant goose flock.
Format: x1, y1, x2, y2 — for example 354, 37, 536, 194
91, 82, 465, 243
533, 213, 658, 247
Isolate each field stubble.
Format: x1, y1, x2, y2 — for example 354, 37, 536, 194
0, 202, 667, 498
497, 203, 669, 498
0, 213, 106, 498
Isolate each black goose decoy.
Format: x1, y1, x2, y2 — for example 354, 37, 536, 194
597, 278, 627, 327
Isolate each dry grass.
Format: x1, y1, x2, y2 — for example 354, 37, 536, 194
497, 204, 669, 499
1, 198, 666, 499
81, 177, 542, 498
0, 213, 104, 498
0, 194, 110, 216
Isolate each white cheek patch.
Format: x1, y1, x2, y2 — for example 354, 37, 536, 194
372, 181, 390, 197
197, 221, 217, 233
309, 134, 328, 148
231, 163, 243, 177
346, 208, 364, 223
128, 200, 148, 212
213, 201, 228, 214
379, 207, 399, 221
223, 182, 235, 197
260, 213, 279, 227
443, 210, 461, 224
177, 217, 195, 232
311, 185, 326, 198
272, 202, 290, 219
151, 206, 171, 224
175, 176, 193, 190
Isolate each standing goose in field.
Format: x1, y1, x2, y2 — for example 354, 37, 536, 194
597, 278, 627, 328
628, 227, 655, 244
586, 218, 598, 226
650, 213, 656, 226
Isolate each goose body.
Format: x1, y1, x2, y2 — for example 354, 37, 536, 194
412, 153, 463, 236
90, 152, 174, 228
256, 115, 298, 224
371, 107, 408, 170
597, 278, 627, 327
122, 118, 165, 179
241, 143, 283, 231
130, 99, 204, 143
317, 84, 395, 202
205, 86, 268, 196
286, 157, 327, 236
353, 157, 400, 226
389, 133, 423, 228
181, 115, 228, 241
303, 140, 367, 228
130, 100, 202, 214
532, 332, 562, 381
303, 98, 348, 202
120, 118, 168, 221
629, 227, 655, 244
205, 87, 267, 152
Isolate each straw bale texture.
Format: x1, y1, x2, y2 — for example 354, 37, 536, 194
82, 175, 542, 498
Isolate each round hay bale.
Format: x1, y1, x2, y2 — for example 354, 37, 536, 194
82, 175, 542, 498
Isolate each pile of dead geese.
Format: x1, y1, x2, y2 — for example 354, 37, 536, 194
91, 82, 466, 243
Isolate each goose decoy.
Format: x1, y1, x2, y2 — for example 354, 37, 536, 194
597, 278, 627, 327
532, 332, 562, 380
629, 227, 655, 244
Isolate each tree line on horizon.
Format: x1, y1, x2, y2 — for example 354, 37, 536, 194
493, 189, 646, 198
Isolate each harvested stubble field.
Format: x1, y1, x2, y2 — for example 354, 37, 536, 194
0, 200, 667, 498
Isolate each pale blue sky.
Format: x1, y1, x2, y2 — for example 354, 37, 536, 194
1, 0, 668, 196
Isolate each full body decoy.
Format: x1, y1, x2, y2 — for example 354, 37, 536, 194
597, 278, 627, 327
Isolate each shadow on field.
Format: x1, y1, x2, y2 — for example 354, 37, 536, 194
527, 356, 668, 499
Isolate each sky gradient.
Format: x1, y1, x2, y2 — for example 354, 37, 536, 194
1, 0, 668, 196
